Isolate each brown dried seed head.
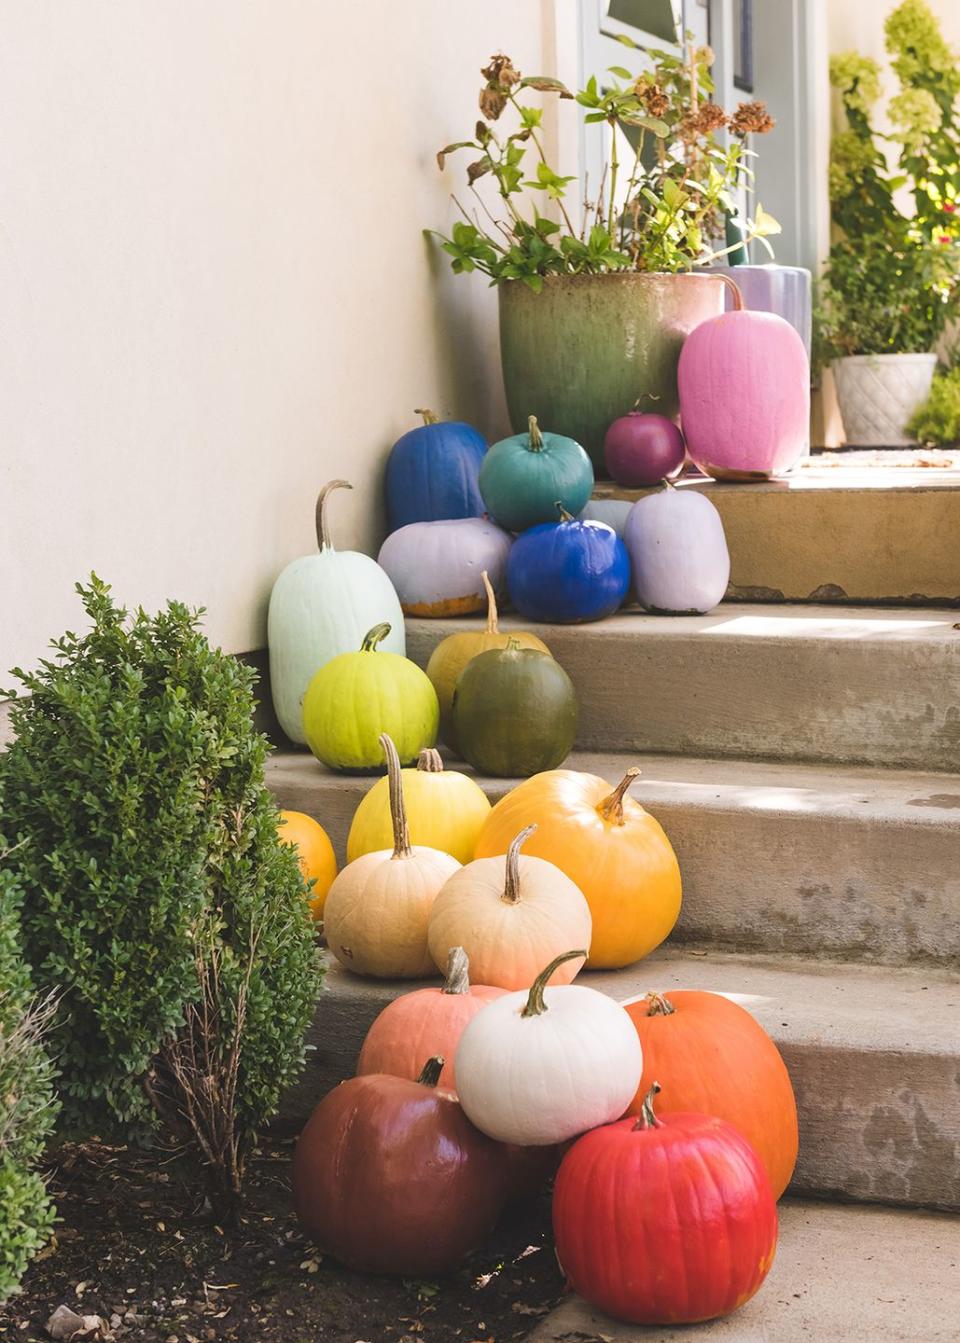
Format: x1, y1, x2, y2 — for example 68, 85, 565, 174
730, 100, 775, 135
479, 87, 508, 120
481, 54, 521, 90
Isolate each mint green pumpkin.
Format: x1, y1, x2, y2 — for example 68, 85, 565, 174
302, 623, 439, 773
479, 416, 594, 533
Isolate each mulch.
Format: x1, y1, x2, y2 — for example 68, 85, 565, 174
1, 1140, 564, 1343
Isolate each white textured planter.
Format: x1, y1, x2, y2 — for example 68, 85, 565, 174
833, 353, 937, 448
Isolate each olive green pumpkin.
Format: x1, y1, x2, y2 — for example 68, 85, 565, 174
425, 571, 551, 755
303, 623, 439, 773
452, 639, 578, 778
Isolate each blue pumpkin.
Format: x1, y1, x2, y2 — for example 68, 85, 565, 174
479, 416, 594, 533
386, 409, 487, 531
507, 509, 631, 624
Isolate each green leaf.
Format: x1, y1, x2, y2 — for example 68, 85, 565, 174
519, 75, 574, 98
618, 112, 669, 136
607, 65, 633, 79
436, 141, 475, 169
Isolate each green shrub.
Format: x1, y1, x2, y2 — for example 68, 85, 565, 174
907, 364, 960, 445
0, 855, 58, 1302
0, 577, 323, 1218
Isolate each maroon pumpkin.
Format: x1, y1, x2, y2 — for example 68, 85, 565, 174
293, 1058, 505, 1275
552, 1085, 778, 1325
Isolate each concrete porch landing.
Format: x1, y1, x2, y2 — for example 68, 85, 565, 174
590, 456, 960, 606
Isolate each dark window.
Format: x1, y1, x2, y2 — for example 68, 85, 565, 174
734, 0, 754, 92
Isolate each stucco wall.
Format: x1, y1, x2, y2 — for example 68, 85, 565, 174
0, 1, 558, 671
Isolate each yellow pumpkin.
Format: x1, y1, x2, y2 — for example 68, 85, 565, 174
277, 810, 338, 920
323, 735, 461, 978
347, 748, 491, 865
425, 570, 551, 753
474, 767, 681, 969
427, 824, 592, 990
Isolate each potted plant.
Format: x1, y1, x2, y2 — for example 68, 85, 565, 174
819, 2, 960, 446
433, 46, 778, 471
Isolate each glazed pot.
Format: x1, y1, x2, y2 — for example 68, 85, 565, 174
832, 353, 938, 448
499, 272, 727, 473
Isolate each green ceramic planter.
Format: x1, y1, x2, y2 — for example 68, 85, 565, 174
498, 271, 727, 472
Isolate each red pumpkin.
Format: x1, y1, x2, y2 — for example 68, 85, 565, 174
553, 1085, 778, 1325
356, 946, 506, 1091
293, 1058, 505, 1275
623, 990, 798, 1199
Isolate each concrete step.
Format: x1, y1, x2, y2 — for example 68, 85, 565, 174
530, 1198, 960, 1343
404, 606, 960, 771
267, 749, 960, 968
278, 948, 960, 1211
590, 459, 960, 606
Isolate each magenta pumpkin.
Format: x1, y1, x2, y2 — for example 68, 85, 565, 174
678, 287, 809, 481
604, 413, 686, 488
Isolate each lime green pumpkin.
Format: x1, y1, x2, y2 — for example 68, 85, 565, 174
452, 639, 578, 778
303, 623, 439, 773
478, 415, 594, 533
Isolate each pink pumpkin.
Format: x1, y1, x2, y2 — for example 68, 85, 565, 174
678, 294, 810, 481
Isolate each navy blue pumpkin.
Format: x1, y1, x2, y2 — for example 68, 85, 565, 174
507, 509, 631, 624
386, 410, 487, 532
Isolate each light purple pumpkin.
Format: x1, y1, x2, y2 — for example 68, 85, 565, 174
603, 412, 686, 488
678, 307, 809, 480
377, 518, 512, 617
623, 483, 730, 615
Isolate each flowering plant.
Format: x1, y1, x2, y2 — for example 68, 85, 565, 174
818, 0, 960, 360
434, 43, 778, 291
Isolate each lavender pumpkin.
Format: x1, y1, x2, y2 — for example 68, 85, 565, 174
378, 518, 512, 617
624, 481, 730, 615
678, 285, 809, 481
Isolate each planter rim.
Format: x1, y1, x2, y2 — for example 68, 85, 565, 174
498, 269, 724, 290
833, 352, 938, 366
707, 262, 811, 276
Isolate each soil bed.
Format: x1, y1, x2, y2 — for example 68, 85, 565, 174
2, 1140, 563, 1343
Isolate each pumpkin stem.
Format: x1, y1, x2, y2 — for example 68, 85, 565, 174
380, 732, 412, 859
315, 479, 352, 551
643, 991, 676, 1017
416, 1056, 445, 1087
442, 946, 470, 995
661, 476, 678, 490
417, 748, 444, 774
414, 408, 440, 426
521, 948, 587, 1017
597, 767, 642, 825
527, 415, 544, 452
633, 1081, 663, 1130
361, 623, 392, 652
714, 271, 745, 312
554, 501, 576, 523
482, 570, 500, 634
501, 824, 537, 904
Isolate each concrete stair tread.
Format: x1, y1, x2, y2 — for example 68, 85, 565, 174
531, 1198, 960, 1343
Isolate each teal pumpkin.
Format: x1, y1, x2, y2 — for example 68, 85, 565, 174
303, 624, 439, 773
479, 416, 594, 533
452, 639, 579, 778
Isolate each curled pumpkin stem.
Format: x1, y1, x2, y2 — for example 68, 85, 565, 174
633, 1081, 663, 1131
442, 946, 470, 995
502, 824, 537, 904
482, 570, 499, 634
521, 948, 587, 1017
527, 415, 544, 451
361, 623, 391, 652
414, 407, 440, 425
643, 991, 676, 1017
380, 733, 412, 859
416, 1055, 445, 1087
597, 767, 642, 825
315, 479, 352, 551
417, 748, 444, 774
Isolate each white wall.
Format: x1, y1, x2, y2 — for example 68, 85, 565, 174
0, 1, 558, 672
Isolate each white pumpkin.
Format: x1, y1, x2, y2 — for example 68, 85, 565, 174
268, 480, 405, 743
323, 734, 461, 978
427, 825, 592, 991
623, 480, 730, 615
454, 950, 644, 1145
377, 517, 513, 617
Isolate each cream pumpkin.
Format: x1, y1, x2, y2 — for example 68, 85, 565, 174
323, 734, 460, 978
427, 825, 591, 990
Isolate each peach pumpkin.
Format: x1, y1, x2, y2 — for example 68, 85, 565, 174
622, 989, 798, 1199
474, 767, 680, 968
356, 946, 505, 1091
427, 825, 592, 990
276, 809, 338, 921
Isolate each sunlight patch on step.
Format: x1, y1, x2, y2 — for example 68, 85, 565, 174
700, 613, 946, 639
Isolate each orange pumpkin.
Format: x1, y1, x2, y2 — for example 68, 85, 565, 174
356, 946, 505, 1092
277, 810, 338, 920
623, 989, 798, 1200
474, 767, 680, 968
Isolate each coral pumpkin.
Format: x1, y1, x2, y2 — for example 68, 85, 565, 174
276, 810, 338, 921
623, 990, 798, 1199
424, 571, 550, 753
322, 735, 460, 978
356, 947, 505, 1092
347, 748, 491, 865
475, 767, 681, 968
553, 1084, 778, 1325
293, 1057, 505, 1276
427, 826, 592, 991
